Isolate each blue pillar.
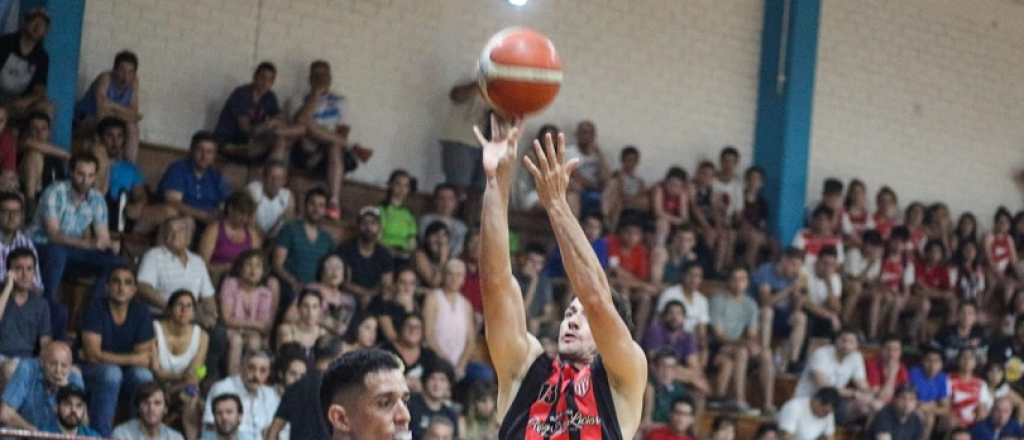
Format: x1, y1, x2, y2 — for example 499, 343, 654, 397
752, 0, 821, 244
21, 0, 83, 149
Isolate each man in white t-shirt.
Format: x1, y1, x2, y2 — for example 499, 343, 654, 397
777, 387, 840, 440
711, 146, 744, 219
246, 161, 293, 239
656, 265, 709, 351
801, 246, 843, 341
203, 350, 280, 440
794, 328, 874, 424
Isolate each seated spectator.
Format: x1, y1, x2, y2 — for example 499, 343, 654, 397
284, 254, 356, 337
272, 187, 335, 298
78, 267, 155, 436
842, 229, 884, 324
158, 130, 230, 226
840, 179, 873, 247
0, 8, 51, 118
512, 242, 555, 336
607, 219, 659, 339
422, 417, 455, 440
602, 146, 649, 231
199, 190, 262, 278
40, 385, 101, 437
801, 246, 843, 342
202, 394, 251, 440
74, 50, 141, 161
933, 301, 987, 369
984, 207, 1021, 305
984, 361, 1024, 423
643, 303, 706, 395
1004, 289, 1024, 337
949, 349, 993, 427
864, 337, 910, 411
903, 203, 928, 255
273, 351, 307, 397
136, 216, 217, 317
873, 186, 901, 239
642, 349, 703, 430
340, 312, 378, 354
952, 428, 972, 440
413, 221, 452, 288
792, 206, 844, 270
0, 341, 83, 431
511, 124, 557, 211
336, 206, 395, 307
247, 160, 293, 239
418, 183, 468, 256
693, 161, 732, 276
381, 313, 440, 394
458, 228, 482, 326
793, 328, 873, 423
90, 117, 162, 235
543, 212, 609, 277
915, 239, 958, 322
651, 166, 698, 246
276, 289, 326, 358
752, 423, 781, 440
370, 267, 421, 344
221, 250, 279, 375
290, 60, 372, 219
0, 107, 18, 191
927, 203, 955, 254
707, 415, 736, 440
651, 226, 711, 287
870, 226, 922, 343
643, 395, 696, 440
0, 192, 40, 285
735, 166, 769, 270
656, 264, 709, 363
909, 347, 951, 440
379, 169, 418, 258
423, 259, 475, 380
777, 387, 840, 440
971, 397, 1024, 440
112, 382, 186, 440
0, 248, 50, 375
952, 240, 987, 305
20, 115, 68, 210
408, 361, 460, 440
215, 62, 304, 164
564, 120, 609, 217
204, 350, 279, 440
460, 381, 499, 440
751, 247, 806, 370
151, 290, 208, 439
864, 383, 923, 440
30, 152, 121, 340
709, 266, 774, 412
266, 337, 343, 440
952, 212, 979, 257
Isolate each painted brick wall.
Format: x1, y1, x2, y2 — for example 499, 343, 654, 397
78, 0, 764, 188
811, 0, 1024, 226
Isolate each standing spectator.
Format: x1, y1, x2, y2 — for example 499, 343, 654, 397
159, 130, 230, 226
564, 120, 609, 217
512, 242, 555, 336
18, 111, 68, 209
30, 152, 121, 340
602, 146, 649, 231
970, 397, 1024, 440
776, 387, 840, 440
78, 267, 156, 436
865, 383, 924, 440
0, 8, 50, 117
266, 337, 344, 440
439, 80, 488, 217
204, 350, 280, 440
272, 187, 335, 298
909, 347, 952, 440
378, 169, 418, 258
291, 60, 371, 219
336, 206, 395, 306
709, 266, 774, 412
215, 62, 305, 163
74, 51, 142, 161
418, 184, 468, 256
0, 192, 40, 285
136, 216, 217, 315
40, 385, 101, 437
201, 394, 251, 440
247, 161, 293, 239
198, 190, 262, 278
643, 396, 696, 440
112, 382, 186, 440
423, 259, 475, 381
408, 361, 460, 440
0, 341, 83, 431
221, 251, 279, 375
0, 248, 50, 374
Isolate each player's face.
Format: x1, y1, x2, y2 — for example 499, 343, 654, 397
558, 298, 597, 363
139, 391, 167, 428
328, 369, 411, 440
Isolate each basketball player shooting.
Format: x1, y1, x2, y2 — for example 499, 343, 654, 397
476, 115, 647, 440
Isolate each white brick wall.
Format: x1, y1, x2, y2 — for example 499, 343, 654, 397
811, 0, 1024, 227
78, 0, 764, 188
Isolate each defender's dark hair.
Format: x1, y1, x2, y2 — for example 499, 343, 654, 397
320, 349, 404, 420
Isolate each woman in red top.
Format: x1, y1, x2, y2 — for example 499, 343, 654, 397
914, 240, 958, 323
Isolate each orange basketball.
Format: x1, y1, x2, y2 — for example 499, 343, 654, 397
478, 27, 563, 116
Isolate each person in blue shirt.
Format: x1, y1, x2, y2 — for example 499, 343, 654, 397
0, 341, 83, 431
543, 212, 608, 277
214, 62, 305, 165
40, 385, 101, 437
158, 130, 230, 226
970, 397, 1024, 440
750, 247, 805, 372
909, 347, 952, 440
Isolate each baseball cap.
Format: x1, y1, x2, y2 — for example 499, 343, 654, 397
25, 7, 50, 24
358, 206, 381, 219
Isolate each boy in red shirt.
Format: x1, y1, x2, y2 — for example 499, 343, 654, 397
608, 220, 658, 340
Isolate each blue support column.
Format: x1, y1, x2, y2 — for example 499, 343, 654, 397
752, 0, 821, 244
21, 0, 83, 149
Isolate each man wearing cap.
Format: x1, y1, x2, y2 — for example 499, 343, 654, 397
0, 8, 50, 117
336, 204, 394, 305
40, 385, 101, 437
272, 186, 335, 299
865, 384, 924, 440
0, 341, 84, 432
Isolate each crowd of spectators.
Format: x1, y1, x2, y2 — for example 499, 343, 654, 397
0, 7, 1023, 440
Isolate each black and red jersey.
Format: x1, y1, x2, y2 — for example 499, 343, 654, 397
499, 354, 623, 440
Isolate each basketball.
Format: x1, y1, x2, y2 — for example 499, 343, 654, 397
478, 27, 563, 116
